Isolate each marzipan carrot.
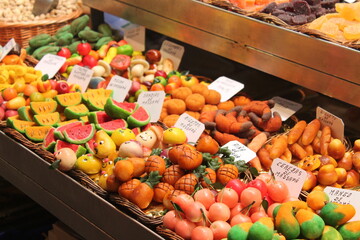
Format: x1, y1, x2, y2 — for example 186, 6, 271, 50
311, 136, 321, 154
289, 143, 307, 160
270, 135, 288, 159
301, 119, 321, 145
288, 120, 307, 144
320, 126, 331, 156
257, 148, 272, 170
280, 147, 292, 162
304, 145, 314, 156
247, 132, 268, 153
249, 156, 262, 172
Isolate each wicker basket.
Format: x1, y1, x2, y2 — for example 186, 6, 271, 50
0, 6, 83, 48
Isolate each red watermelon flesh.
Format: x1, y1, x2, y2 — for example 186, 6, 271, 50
127, 106, 150, 128
54, 121, 83, 140
63, 124, 96, 144
95, 119, 128, 135
42, 127, 56, 152
88, 111, 112, 124
132, 127, 141, 136
54, 140, 87, 158
85, 137, 96, 155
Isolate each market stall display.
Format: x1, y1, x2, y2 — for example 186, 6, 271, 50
1, 2, 360, 239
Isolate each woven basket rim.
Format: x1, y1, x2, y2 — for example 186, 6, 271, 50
0, 4, 83, 28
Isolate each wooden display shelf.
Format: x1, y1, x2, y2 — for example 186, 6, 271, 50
0, 131, 164, 240
83, 0, 360, 107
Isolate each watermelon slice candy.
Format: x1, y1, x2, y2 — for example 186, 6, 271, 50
104, 98, 138, 119
54, 140, 87, 158
95, 119, 128, 135
42, 127, 56, 152
132, 127, 141, 136
54, 121, 83, 140
127, 106, 150, 128
88, 111, 112, 124
63, 124, 96, 144
85, 137, 96, 155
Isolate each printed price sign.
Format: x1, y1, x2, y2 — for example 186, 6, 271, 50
271, 158, 307, 198
0, 38, 16, 61
208, 76, 244, 102
324, 187, 360, 221
272, 96, 303, 121
174, 113, 205, 143
222, 140, 256, 163
316, 107, 344, 141
67, 65, 93, 93
35, 54, 66, 79
137, 91, 165, 122
122, 24, 145, 51
106, 75, 132, 102
160, 40, 184, 70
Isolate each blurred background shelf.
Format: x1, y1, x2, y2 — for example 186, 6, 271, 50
84, 0, 360, 108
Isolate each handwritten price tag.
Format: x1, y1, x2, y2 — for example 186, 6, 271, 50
35, 54, 66, 79
160, 40, 184, 70
123, 24, 145, 51
222, 140, 256, 163
208, 76, 244, 102
0, 38, 16, 61
316, 107, 344, 141
272, 96, 302, 121
137, 91, 165, 122
106, 75, 132, 102
271, 158, 307, 198
174, 113, 205, 143
324, 187, 360, 221
67, 65, 93, 93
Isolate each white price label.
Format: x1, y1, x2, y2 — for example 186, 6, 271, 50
174, 113, 205, 143
160, 40, 184, 70
272, 96, 302, 121
316, 107, 344, 141
35, 54, 66, 79
67, 65, 93, 93
0, 38, 16, 61
208, 76, 244, 102
324, 187, 360, 221
137, 91, 165, 122
271, 158, 307, 198
222, 140, 256, 163
106, 75, 132, 102
122, 23, 145, 51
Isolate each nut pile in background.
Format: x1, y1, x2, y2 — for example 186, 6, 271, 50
0, 0, 80, 23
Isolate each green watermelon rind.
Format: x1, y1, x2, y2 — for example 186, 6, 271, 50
33, 112, 60, 127
42, 127, 56, 152
86, 97, 107, 111
54, 121, 83, 140
18, 106, 33, 121
127, 106, 150, 128
64, 104, 89, 120
95, 119, 128, 135
54, 140, 87, 158
63, 123, 96, 144
104, 98, 138, 119
6, 118, 35, 134
55, 92, 82, 107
